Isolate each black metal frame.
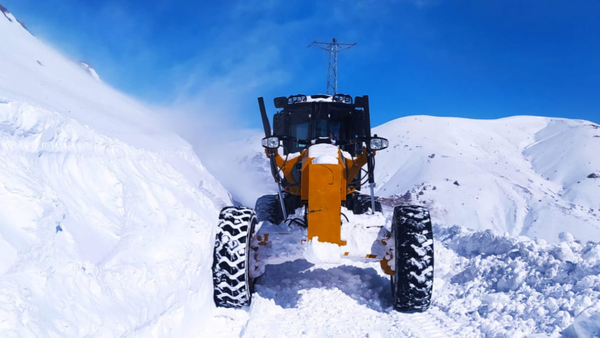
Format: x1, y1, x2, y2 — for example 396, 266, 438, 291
258, 94, 381, 192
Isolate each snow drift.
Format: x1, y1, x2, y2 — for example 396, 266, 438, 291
0, 7, 229, 336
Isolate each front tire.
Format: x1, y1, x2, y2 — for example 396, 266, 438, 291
391, 205, 434, 312
212, 206, 256, 308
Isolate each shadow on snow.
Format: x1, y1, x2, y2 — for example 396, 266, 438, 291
254, 259, 393, 312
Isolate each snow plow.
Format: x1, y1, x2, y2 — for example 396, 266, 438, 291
212, 94, 434, 312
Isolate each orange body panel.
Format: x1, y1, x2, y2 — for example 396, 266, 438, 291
267, 147, 370, 245
306, 163, 343, 243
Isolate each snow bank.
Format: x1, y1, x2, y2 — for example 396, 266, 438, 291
0, 9, 231, 336
434, 225, 600, 337
0, 99, 229, 336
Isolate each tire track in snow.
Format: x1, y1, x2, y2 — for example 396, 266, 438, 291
197, 308, 250, 338
426, 307, 469, 336
394, 311, 457, 338
224, 259, 464, 337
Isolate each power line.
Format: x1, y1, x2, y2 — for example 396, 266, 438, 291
309, 38, 356, 95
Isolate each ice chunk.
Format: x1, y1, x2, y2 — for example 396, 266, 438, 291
562, 313, 600, 337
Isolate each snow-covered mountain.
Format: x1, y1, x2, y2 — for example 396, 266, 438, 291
0, 6, 229, 336
373, 115, 600, 243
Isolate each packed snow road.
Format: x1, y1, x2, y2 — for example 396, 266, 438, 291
198, 224, 600, 338
202, 259, 459, 338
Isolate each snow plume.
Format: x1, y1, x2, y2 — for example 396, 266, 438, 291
156, 41, 290, 206
157, 103, 277, 207
150, 26, 291, 208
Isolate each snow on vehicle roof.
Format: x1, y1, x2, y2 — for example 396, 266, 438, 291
304, 94, 334, 102
287, 94, 353, 104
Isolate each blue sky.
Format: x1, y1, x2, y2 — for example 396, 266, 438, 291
3, 0, 599, 129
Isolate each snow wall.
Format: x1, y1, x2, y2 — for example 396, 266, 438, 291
0, 9, 229, 336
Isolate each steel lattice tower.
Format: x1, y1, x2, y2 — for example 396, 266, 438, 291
309, 38, 356, 95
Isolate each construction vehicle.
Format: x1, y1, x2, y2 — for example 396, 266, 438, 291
212, 94, 434, 312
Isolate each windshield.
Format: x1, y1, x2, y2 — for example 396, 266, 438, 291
311, 120, 328, 139
284, 119, 348, 154
289, 120, 345, 142
291, 122, 308, 140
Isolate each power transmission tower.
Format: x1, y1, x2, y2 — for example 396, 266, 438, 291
309, 38, 356, 95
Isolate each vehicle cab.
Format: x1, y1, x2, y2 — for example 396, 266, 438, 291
270, 94, 372, 156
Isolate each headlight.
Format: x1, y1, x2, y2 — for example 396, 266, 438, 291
370, 137, 389, 150
261, 136, 280, 149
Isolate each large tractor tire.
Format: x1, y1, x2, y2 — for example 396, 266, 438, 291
255, 194, 283, 224
391, 205, 434, 312
348, 194, 382, 215
212, 206, 256, 308
255, 193, 301, 224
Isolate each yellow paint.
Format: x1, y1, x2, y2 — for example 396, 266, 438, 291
380, 257, 395, 276
257, 233, 269, 246
265, 146, 371, 246
307, 163, 343, 243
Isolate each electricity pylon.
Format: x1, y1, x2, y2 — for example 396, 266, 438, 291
309, 38, 356, 95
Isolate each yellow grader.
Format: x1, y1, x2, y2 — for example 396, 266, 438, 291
212, 94, 434, 312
